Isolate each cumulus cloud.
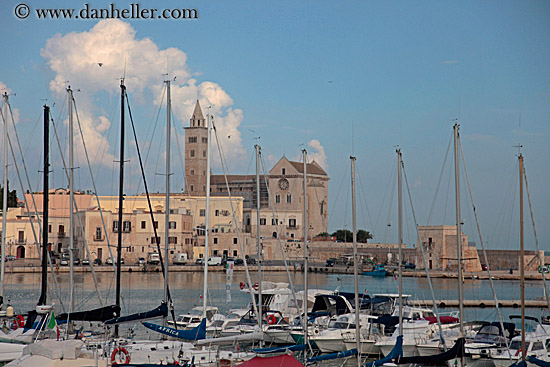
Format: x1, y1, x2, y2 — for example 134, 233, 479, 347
41, 19, 245, 168
306, 139, 328, 170
292, 139, 328, 170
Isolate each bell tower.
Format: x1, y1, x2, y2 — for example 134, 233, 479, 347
184, 100, 208, 196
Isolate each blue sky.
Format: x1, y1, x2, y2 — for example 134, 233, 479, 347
1, 0, 549, 251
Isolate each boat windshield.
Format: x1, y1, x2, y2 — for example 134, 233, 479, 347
510, 340, 530, 351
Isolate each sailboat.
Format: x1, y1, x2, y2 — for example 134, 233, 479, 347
490, 153, 550, 367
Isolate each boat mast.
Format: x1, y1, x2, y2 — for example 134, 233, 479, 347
68, 87, 75, 322
202, 109, 212, 320
255, 144, 262, 328
38, 104, 50, 306
115, 80, 126, 338
397, 149, 403, 336
351, 155, 360, 367
302, 149, 309, 350
1, 93, 8, 308
163, 79, 171, 325
519, 153, 525, 361
453, 123, 465, 346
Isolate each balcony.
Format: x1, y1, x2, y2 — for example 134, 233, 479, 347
287, 225, 299, 230
58, 232, 66, 238
93, 236, 104, 241
16, 238, 26, 245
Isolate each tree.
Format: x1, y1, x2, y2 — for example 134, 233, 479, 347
331, 229, 352, 243
331, 229, 373, 243
314, 232, 330, 238
0, 182, 17, 208
357, 230, 373, 243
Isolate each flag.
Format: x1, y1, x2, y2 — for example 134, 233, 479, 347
47, 310, 56, 329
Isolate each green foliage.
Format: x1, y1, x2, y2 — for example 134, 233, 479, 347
330, 229, 373, 243
0, 182, 17, 208
315, 232, 330, 238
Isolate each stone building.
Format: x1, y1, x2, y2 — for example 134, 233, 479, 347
417, 225, 481, 271
185, 101, 330, 243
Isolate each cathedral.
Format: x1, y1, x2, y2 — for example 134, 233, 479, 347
184, 100, 329, 241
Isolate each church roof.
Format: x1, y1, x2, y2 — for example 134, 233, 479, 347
288, 160, 327, 176
192, 100, 204, 120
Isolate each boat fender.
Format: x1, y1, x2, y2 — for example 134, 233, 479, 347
240, 282, 245, 290
267, 314, 276, 325
253, 282, 259, 291
11, 315, 24, 330
111, 346, 130, 364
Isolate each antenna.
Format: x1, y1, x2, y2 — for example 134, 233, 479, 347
514, 112, 522, 156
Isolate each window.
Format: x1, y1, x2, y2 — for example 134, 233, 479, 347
200, 209, 206, 217
190, 185, 194, 192
215, 210, 219, 216
168, 237, 177, 244
154, 221, 158, 229
275, 194, 280, 204
203, 150, 206, 157
289, 219, 297, 228
282, 168, 286, 175
141, 221, 146, 229
286, 194, 292, 203
112, 221, 119, 233
233, 238, 237, 244
233, 250, 238, 257
202, 137, 207, 143
59, 224, 65, 234
246, 217, 250, 225
260, 218, 266, 225
213, 238, 218, 244
190, 150, 195, 157
272, 218, 278, 225
123, 221, 131, 233
168, 221, 176, 229
151, 237, 160, 244
190, 169, 195, 176
213, 250, 218, 256
48, 224, 52, 233
188, 136, 197, 143
95, 227, 102, 240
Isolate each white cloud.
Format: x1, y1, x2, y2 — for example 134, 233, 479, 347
41, 19, 245, 168
307, 139, 328, 170
291, 139, 328, 170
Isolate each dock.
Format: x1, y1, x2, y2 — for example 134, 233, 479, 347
412, 299, 548, 308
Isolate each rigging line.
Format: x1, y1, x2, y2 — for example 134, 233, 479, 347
1, 101, 65, 312
522, 162, 550, 310
125, 92, 177, 325
211, 120, 259, 318
74, 96, 125, 307
427, 134, 453, 225
458, 136, 512, 360
174, 112, 186, 193
442, 154, 453, 225
355, 169, 375, 236
132, 84, 166, 197
401, 160, 448, 351
327, 163, 349, 230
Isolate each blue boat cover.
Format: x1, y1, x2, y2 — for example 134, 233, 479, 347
307, 348, 357, 362
528, 357, 549, 367
366, 335, 403, 367
142, 318, 206, 341
253, 344, 307, 354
